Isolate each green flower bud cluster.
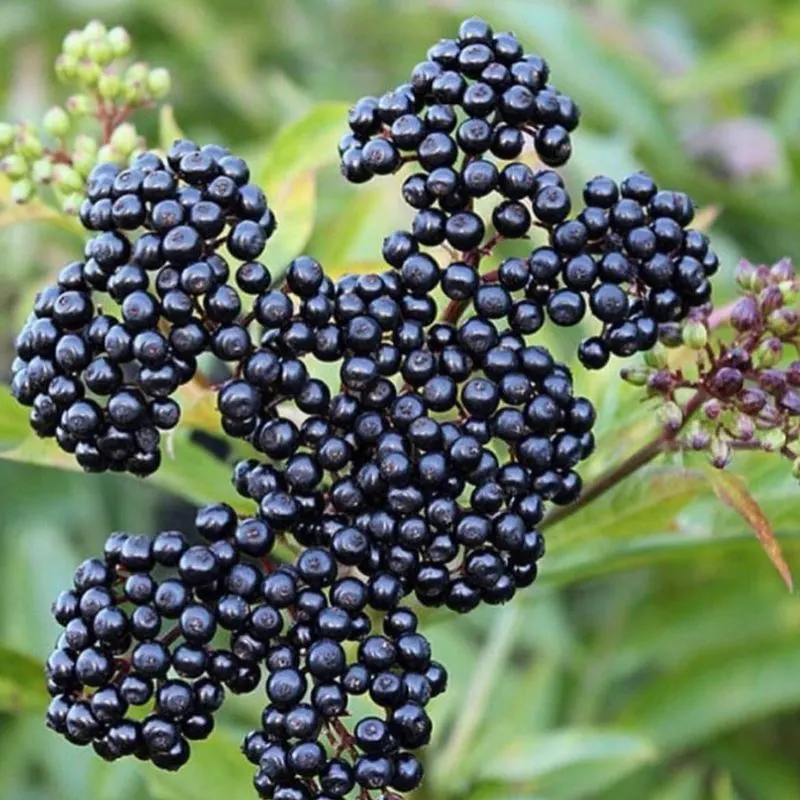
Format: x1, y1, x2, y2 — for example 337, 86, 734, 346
0, 20, 170, 214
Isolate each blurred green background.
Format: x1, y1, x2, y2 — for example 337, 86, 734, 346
1, 1, 800, 799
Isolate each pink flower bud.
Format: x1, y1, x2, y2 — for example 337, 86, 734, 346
737, 387, 767, 415
760, 285, 784, 314
710, 366, 744, 398
758, 368, 787, 397
703, 399, 723, 420
730, 295, 760, 332
709, 437, 733, 469
770, 257, 795, 283
780, 390, 800, 416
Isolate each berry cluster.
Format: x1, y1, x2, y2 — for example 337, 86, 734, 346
339, 17, 718, 374
46, 505, 446, 798
18, 14, 729, 800
11, 140, 275, 475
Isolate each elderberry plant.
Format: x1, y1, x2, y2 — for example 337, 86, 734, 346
2, 14, 798, 800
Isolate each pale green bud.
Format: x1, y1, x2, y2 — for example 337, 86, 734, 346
643, 342, 668, 370
53, 163, 85, 193
61, 30, 86, 59
16, 129, 44, 160
620, 366, 649, 387
66, 94, 93, 117
1, 153, 29, 179
42, 106, 71, 139
761, 428, 787, 453
146, 68, 171, 100
657, 401, 683, 434
76, 59, 102, 88
682, 319, 708, 350
107, 27, 132, 58
709, 436, 732, 469
10, 179, 34, 204
86, 38, 114, 67
0, 123, 14, 150
109, 123, 138, 157
97, 72, 123, 101
60, 192, 84, 215
55, 54, 79, 83
83, 20, 108, 41
30, 158, 53, 184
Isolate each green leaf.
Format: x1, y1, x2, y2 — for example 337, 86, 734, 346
263, 170, 316, 270
0, 388, 31, 450
477, 728, 657, 790
619, 640, 800, 752
259, 102, 350, 186
0, 646, 47, 712
707, 468, 794, 590
545, 467, 707, 549
145, 729, 252, 800
158, 105, 185, 152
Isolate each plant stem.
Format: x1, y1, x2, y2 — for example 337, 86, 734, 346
542, 389, 708, 530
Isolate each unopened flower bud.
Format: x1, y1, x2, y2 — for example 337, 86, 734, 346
1, 153, 28, 179
60, 192, 83, 215
53, 163, 85, 193
780, 390, 800, 417
686, 423, 711, 451
96, 143, 124, 166
754, 338, 782, 369
66, 94, 92, 117
42, 106, 70, 139
737, 387, 767, 415
55, 54, 78, 83
730, 295, 760, 332
643, 342, 668, 370
682, 319, 708, 350
657, 401, 683, 434
61, 30, 86, 59
107, 27, 132, 58
753, 266, 771, 292
779, 281, 799, 306
10, 178, 34, 204
620, 366, 649, 387
756, 404, 781, 428
735, 260, 756, 291
109, 123, 138, 157
731, 413, 755, 441
97, 72, 123, 101
709, 436, 733, 469
787, 362, 800, 387
703, 398, 723, 421
710, 366, 744, 398
147, 68, 171, 100
770, 258, 795, 283
646, 370, 674, 396
16, 128, 44, 160
759, 368, 787, 397
760, 285, 785, 314
0, 123, 14, 150
76, 60, 102, 88
83, 20, 107, 40
86, 38, 114, 67
767, 308, 798, 338
761, 428, 787, 453
30, 158, 52, 184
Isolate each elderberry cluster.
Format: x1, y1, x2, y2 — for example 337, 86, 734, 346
11, 140, 275, 475
19, 13, 729, 800
45, 504, 446, 798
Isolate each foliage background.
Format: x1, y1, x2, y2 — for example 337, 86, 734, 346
0, 0, 799, 798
